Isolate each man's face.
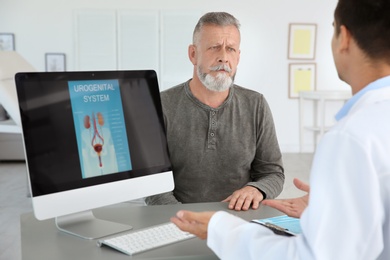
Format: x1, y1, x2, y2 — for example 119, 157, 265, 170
331, 20, 344, 81
192, 24, 241, 92
331, 21, 338, 70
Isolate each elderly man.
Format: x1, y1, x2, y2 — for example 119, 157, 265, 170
146, 12, 284, 211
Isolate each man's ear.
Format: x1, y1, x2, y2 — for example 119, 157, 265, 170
339, 25, 352, 52
188, 44, 197, 65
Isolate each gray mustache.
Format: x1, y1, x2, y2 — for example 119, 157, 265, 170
209, 65, 232, 73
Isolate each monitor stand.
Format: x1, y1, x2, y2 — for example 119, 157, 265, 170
55, 210, 132, 239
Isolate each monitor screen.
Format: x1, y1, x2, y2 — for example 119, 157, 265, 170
15, 70, 174, 239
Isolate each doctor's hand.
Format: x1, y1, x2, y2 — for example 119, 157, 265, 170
171, 210, 216, 240
261, 178, 309, 218
222, 186, 264, 211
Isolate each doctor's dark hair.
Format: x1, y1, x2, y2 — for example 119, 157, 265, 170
192, 12, 241, 45
334, 0, 390, 62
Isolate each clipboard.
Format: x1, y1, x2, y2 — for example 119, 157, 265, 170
251, 215, 301, 237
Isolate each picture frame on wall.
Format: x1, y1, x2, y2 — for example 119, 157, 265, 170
289, 63, 316, 99
288, 23, 317, 60
0, 33, 15, 51
45, 53, 66, 72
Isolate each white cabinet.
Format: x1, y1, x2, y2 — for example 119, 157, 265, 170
74, 9, 202, 90
299, 90, 352, 152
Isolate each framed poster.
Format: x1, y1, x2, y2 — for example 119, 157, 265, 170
45, 53, 66, 72
0, 33, 15, 51
288, 23, 317, 60
289, 63, 316, 99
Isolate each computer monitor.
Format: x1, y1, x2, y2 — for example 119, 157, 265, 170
15, 70, 174, 239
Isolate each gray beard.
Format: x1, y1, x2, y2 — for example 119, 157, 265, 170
197, 65, 235, 92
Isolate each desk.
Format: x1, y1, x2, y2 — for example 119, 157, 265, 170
21, 202, 283, 260
299, 90, 351, 152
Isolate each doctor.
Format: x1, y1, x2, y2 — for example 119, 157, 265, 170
171, 0, 390, 259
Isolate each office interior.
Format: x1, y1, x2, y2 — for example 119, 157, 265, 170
1, 0, 347, 259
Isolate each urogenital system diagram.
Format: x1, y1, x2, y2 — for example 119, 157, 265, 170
84, 112, 105, 169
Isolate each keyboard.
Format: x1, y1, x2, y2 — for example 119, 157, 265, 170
97, 222, 196, 256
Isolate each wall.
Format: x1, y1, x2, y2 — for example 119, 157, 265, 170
0, 0, 349, 152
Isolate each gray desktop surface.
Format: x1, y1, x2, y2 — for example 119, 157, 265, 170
21, 202, 283, 259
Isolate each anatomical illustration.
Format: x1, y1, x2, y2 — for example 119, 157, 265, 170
68, 79, 132, 179
84, 112, 105, 169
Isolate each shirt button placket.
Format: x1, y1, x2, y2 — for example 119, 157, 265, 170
208, 110, 217, 149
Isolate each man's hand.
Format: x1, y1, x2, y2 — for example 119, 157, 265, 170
170, 210, 216, 240
261, 178, 309, 218
222, 186, 264, 211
